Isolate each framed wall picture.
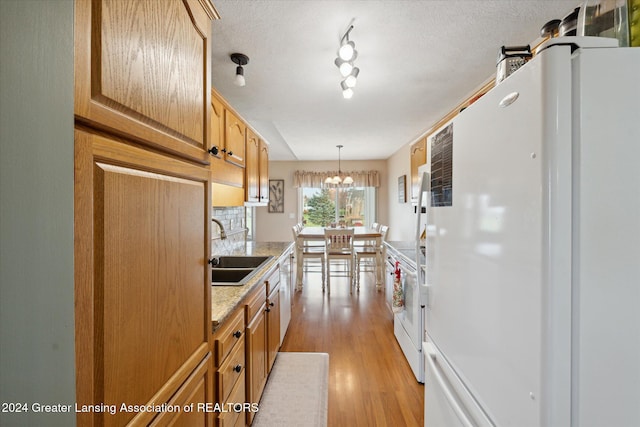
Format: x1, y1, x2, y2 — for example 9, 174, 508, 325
398, 175, 406, 203
268, 179, 284, 213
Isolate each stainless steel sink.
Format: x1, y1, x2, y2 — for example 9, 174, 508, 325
214, 256, 271, 269
211, 255, 273, 286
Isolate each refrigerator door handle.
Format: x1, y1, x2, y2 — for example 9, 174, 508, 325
425, 343, 494, 427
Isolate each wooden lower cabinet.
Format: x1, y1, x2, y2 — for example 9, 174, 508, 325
245, 265, 283, 426
210, 263, 286, 427
217, 371, 246, 427
212, 306, 246, 426
266, 285, 281, 373
245, 283, 268, 426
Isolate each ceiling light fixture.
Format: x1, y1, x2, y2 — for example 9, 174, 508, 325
335, 25, 359, 99
325, 145, 353, 186
343, 67, 360, 88
340, 81, 354, 99
230, 53, 249, 87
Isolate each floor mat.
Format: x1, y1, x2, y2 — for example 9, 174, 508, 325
252, 352, 329, 427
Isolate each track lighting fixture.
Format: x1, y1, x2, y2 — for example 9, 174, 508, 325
334, 25, 359, 98
230, 53, 249, 87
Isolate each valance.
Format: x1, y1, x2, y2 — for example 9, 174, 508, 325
293, 170, 380, 188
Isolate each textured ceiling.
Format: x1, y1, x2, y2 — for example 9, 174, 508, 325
210, 0, 579, 161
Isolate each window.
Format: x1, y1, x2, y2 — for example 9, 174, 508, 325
300, 186, 376, 227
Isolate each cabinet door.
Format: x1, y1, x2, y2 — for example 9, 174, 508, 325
149, 354, 214, 427
210, 94, 225, 158
224, 110, 246, 167
217, 371, 246, 427
410, 138, 427, 201
245, 309, 267, 425
74, 128, 211, 427
245, 129, 260, 202
259, 140, 270, 203
74, 0, 217, 164
266, 287, 281, 372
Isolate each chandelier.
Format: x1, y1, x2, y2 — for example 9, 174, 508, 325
325, 145, 353, 186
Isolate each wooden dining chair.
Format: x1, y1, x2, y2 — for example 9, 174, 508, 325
355, 225, 388, 290
292, 226, 325, 291
324, 228, 355, 295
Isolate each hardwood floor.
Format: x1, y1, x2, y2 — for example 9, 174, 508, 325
280, 270, 424, 426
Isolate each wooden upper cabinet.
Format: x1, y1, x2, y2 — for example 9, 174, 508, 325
259, 140, 270, 203
245, 129, 260, 202
74, 0, 219, 164
224, 110, 246, 167
210, 94, 225, 158
410, 137, 427, 201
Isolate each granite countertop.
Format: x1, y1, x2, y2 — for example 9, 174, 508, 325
210, 241, 294, 332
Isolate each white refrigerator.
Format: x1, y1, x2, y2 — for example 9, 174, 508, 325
423, 37, 640, 427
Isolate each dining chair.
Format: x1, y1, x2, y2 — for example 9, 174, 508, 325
324, 228, 355, 295
292, 226, 325, 291
355, 225, 388, 290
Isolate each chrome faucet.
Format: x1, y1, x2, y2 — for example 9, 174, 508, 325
212, 218, 227, 240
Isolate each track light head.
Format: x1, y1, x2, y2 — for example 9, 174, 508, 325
343, 67, 359, 88
340, 81, 353, 99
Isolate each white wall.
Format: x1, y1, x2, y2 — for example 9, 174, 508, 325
386, 142, 419, 241
0, 1, 76, 426
255, 159, 388, 242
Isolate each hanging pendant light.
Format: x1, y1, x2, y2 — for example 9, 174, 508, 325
325, 145, 353, 186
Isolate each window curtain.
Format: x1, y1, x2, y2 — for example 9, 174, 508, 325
293, 170, 380, 188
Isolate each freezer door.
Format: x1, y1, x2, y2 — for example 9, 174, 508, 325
425, 44, 574, 426
424, 342, 493, 427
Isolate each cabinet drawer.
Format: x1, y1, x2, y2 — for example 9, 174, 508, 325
265, 266, 280, 296
217, 370, 246, 427
213, 307, 245, 367
216, 338, 245, 404
149, 352, 213, 427
246, 282, 266, 322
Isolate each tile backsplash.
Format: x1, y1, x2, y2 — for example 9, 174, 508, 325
212, 206, 247, 255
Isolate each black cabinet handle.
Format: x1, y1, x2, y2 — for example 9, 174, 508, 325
208, 146, 219, 156
269, 302, 275, 307
233, 330, 242, 339
265, 308, 271, 313
233, 364, 242, 373
221, 148, 233, 157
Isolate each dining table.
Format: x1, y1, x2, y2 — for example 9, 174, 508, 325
295, 226, 384, 288
297, 226, 382, 241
